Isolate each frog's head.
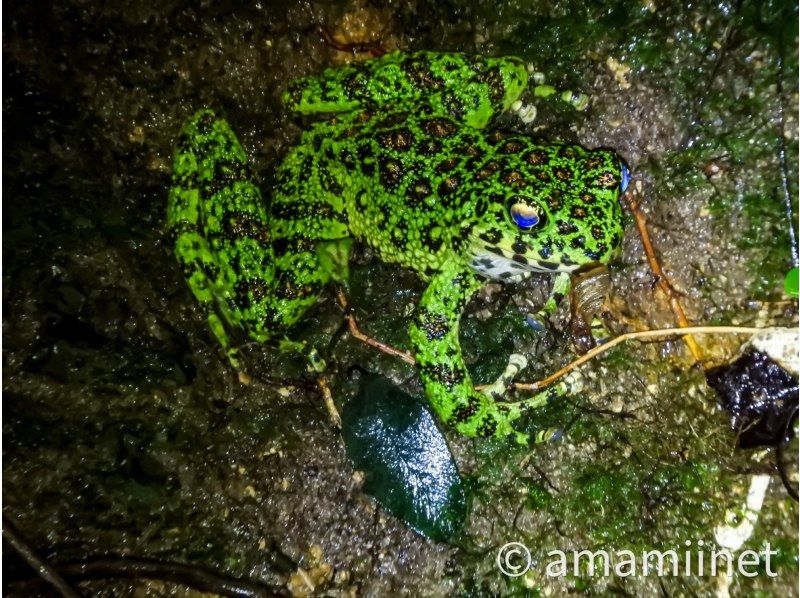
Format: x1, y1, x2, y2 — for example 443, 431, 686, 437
466, 145, 628, 281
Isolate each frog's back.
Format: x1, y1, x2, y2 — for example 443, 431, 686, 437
267, 51, 535, 272
270, 106, 473, 275
272, 102, 623, 280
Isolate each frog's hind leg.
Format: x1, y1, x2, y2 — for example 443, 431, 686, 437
267, 171, 353, 323
282, 51, 528, 129
168, 109, 277, 368
267, 239, 336, 328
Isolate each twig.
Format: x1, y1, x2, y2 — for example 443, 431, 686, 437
347, 315, 416, 364
512, 326, 762, 393
52, 557, 284, 598
3, 514, 83, 598
626, 188, 705, 363
317, 375, 342, 428
337, 290, 415, 365
775, 24, 798, 267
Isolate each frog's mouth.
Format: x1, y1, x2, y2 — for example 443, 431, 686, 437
467, 245, 572, 281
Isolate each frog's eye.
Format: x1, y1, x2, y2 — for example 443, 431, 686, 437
620, 161, 631, 193
509, 201, 544, 231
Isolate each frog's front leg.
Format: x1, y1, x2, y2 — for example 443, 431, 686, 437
408, 259, 528, 443
526, 272, 571, 331
480, 353, 528, 400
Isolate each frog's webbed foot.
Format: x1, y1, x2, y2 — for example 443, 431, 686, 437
306, 347, 328, 374
476, 358, 586, 445
449, 372, 585, 446
510, 67, 589, 126
510, 100, 538, 125
511, 371, 586, 444
276, 338, 328, 373
533, 85, 589, 111
528, 67, 590, 111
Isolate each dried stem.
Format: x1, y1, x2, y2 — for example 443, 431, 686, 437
3, 514, 83, 598
513, 326, 761, 393
626, 188, 705, 362
337, 289, 415, 365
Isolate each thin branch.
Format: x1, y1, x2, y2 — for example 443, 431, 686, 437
512, 326, 762, 393
317, 375, 342, 428
3, 514, 83, 598
626, 188, 705, 363
347, 314, 416, 364
337, 289, 416, 365
52, 557, 284, 598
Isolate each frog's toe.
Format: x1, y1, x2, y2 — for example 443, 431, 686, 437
533, 427, 563, 444
481, 353, 528, 399
513, 430, 529, 445
488, 414, 530, 446
524, 312, 549, 331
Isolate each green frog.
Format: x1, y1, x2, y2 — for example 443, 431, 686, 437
167, 51, 628, 444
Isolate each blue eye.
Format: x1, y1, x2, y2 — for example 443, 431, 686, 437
620, 162, 631, 193
510, 202, 541, 230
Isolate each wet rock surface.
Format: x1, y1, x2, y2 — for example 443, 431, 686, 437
4, 1, 798, 595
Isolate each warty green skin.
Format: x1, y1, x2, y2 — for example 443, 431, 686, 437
167, 51, 625, 443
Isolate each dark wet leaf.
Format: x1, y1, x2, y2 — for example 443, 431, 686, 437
706, 350, 799, 448
341, 375, 466, 541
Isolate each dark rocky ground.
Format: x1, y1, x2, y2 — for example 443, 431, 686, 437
3, 1, 798, 596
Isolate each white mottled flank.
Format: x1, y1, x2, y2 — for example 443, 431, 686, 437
469, 253, 532, 281
468, 250, 574, 281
